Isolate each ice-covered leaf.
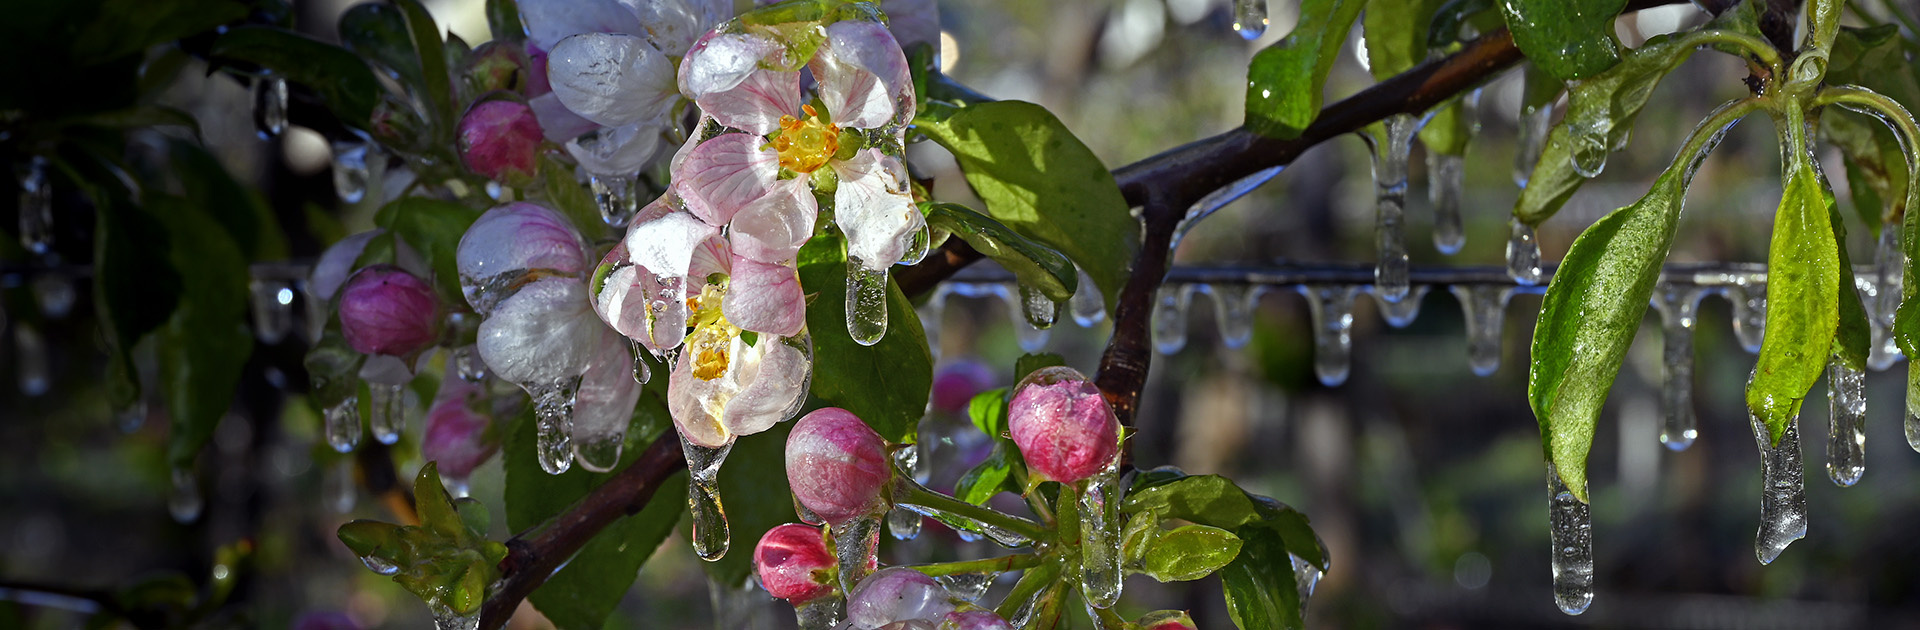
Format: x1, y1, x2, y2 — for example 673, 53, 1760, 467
796, 233, 934, 442
1829, 193, 1871, 373
146, 195, 252, 468
924, 203, 1076, 302
953, 442, 1019, 505
1496, 0, 1623, 81
391, 0, 456, 127
1243, 0, 1363, 139
1748, 130, 1841, 446
1138, 524, 1241, 582
1362, 0, 1447, 81
209, 26, 382, 127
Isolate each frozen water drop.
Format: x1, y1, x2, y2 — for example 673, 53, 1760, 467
1515, 102, 1553, 187
1078, 466, 1123, 609
1728, 275, 1766, 353
1546, 465, 1593, 615
1652, 284, 1705, 450
453, 345, 487, 383
683, 435, 733, 561
1869, 228, 1904, 370
627, 339, 651, 385
253, 75, 288, 139
368, 383, 406, 445
1451, 285, 1511, 376
1300, 285, 1358, 387
1749, 409, 1806, 564
935, 572, 997, 603
170, 467, 204, 524
1372, 284, 1428, 328
1289, 552, 1322, 614
590, 173, 640, 227
1151, 284, 1194, 355
1367, 115, 1417, 303
1211, 284, 1262, 348
833, 515, 883, 597
16, 155, 52, 255
846, 257, 890, 346
1506, 219, 1544, 285
1233, 0, 1269, 39
33, 273, 75, 319
325, 395, 363, 453
1000, 284, 1051, 352
327, 459, 357, 513
331, 140, 372, 204
889, 444, 925, 540
794, 595, 847, 630
533, 376, 582, 474
1827, 360, 1867, 487
1070, 268, 1106, 327
430, 605, 479, 630
361, 554, 399, 576
1568, 125, 1609, 178
1017, 284, 1059, 330
900, 222, 932, 267
1428, 153, 1467, 254
249, 279, 296, 344
14, 324, 50, 396
485, 181, 504, 201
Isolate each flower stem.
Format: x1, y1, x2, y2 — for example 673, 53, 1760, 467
904, 553, 1039, 577
893, 477, 1050, 543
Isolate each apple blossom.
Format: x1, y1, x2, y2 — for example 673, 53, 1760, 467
786, 408, 891, 526
753, 523, 836, 604
1007, 366, 1120, 484
457, 99, 543, 183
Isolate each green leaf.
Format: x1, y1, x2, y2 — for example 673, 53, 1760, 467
1244, 0, 1364, 139
1829, 25, 1920, 110
1012, 352, 1066, 384
1418, 96, 1475, 156
91, 180, 181, 409
1747, 122, 1841, 445
915, 101, 1139, 313
796, 233, 934, 442
923, 203, 1076, 302
1121, 469, 1325, 571
169, 139, 289, 261
146, 195, 253, 468
1426, 0, 1495, 50
1138, 524, 1242, 582
210, 26, 382, 128
71, 0, 248, 66
374, 197, 481, 302
953, 442, 1018, 505
1822, 110, 1908, 234
392, 0, 457, 129
1363, 0, 1448, 81
1219, 525, 1302, 630
1497, 0, 1624, 81
966, 387, 1009, 438
305, 331, 367, 409
486, 0, 525, 44
339, 2, 425, 90
1829, 190, 1871, 374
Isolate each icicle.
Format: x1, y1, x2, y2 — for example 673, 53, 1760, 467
14, 324, 50, 396
846, 257, 890, 346
889, 443, 925, 540
252, 75, 288, 139
1151, 284, 1194, 355
1211, 284, 1261, 348
33, 273, 75, 319
901, 222, 933, 267
325, 395, 363, 453
1546, 464, 1593, 615
919, 287, 948, 361
331, 140, 372, 204
590, 173, 641, 227
1289, 552, 1322, 616
532, 376, 582, 474
1373, 284, 1428, 329
1078, 466, 1123, 609
1506, 219, 1544, 285
368, 383, 407, 446
249, 279, 296, 344
1367, 115, 1417, 303
1450, 285, 1510, 377
1652, 284, 1704, 450
1017, 284, 1059, 330
454, 345, 488, 383
169, 467, 204, 524
1002, 284, 1051, 353
1070, 268, 1106, 327
1827, 360, 1867, 486
1300, 285, 1358, 387
429, 605, 480, 630
1728, 275, 1767, 353
1515, 101, 1553, 187
794, 595, 847, 630
1428, 152, 1467, 255
16, 155, 52, 255
1870, 228, 1905, 370
833, 515, 883, 599
1750, 410, 1807, 564
683, 436, 733, 561
327, 459, 357, 513
1232, 0, 1269, 39
935, 573, 998, 603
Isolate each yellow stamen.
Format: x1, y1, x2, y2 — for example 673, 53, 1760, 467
769, 104, 840, 174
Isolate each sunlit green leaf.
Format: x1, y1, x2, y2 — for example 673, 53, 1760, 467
1138, 524, 1242, 582
796, 233, 934, 442
924, 203, 1076, 302
1244, 0, 1363, 139
1748, 127, 1841, 445
1363, 0, 1448, 81
1497, 0, 1623, 81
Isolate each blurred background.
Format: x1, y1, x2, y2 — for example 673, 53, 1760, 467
5, 0, 1920, 628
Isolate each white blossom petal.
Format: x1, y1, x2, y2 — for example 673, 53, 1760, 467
810, 20, 913, 130
549, 32, 679, 128
832, 149, 923, 267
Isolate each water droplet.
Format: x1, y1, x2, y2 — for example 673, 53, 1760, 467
1299, 285, 1358, 387
1289, 552, 1322, 615
33, 273, 75, 319
1001, 284, 1051, 352
327, 459, 357, 513
453, 345, 488, 383
846, 257, 890, 346
1070, 268, 1106, 327
1151, 284, 1194, 355
683, 435, 733, 561
533, 376, 582, 474
1568, 123, 1609, 178
935, 572, 997, 603
590, 173, 641, 227
14, 324, 50, 397
1652, 284, 1704, 450
1450, 285, 1511, 377
832, 514, 883, 597
253, 75, 288, 139
331, 140, 372, 204
1078, 466, 1123, 609
325, 395, 363, 453
1546, 465, 1593, 615
1869, 228, 1905, 370
1017, 284, 1059, 330
900, 222, 933, 267
1372, 284, 1428, 328
1827, 360, 1867, 486
1210, 284, 1262, 348
1428, 153, 1467, 255
1367, 115, 1417, 303
1233, 0, 1269, 39
889, 444, 925, 540
361, 554, 399, 576
1749, 409, 1807, 564
368, 383, 407, 446
485, 181, 504, 201
16, 155, 52, 255
1506, 219, 1544, 286
430, 605, 479, 630
1728, 275, 1766, 353
170, 467, 204, 524
1514, 102, 1553, 187
248, 279, 296, 344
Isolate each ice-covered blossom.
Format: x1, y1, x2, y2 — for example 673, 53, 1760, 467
457, 99, 543, 183
845, 567, 957, 629
338, 266, 441, 359
421, 377, 497, 481
310, 229, 426, 302
571, 331, 642, 472
753, 523, 836, 603
456, 202, 590, 315
1132, 611, 1197, 630
1007, 366, 1120, 484
786, 407, 891, 525
939, 610, 1013, 630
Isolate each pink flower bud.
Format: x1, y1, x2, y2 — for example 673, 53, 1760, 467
932, 360, 996, 414
422, 378, 497, 481
753, 523, 835, 604
465, 41, 532, 95
940, 610, 1012, 630
846, 567, 955, 628
786, 408, 891, 526
338, 265, 442, 358
1006, 366, 1119, 484
1133, 611, 1197, 630
457, 99, 543, 183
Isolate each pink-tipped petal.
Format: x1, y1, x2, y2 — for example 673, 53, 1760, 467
668, 347, 735, 448
729, 178, 817, 264
457, 100, 544, 183
719, 334, 810, 437
422, 377, 497, 480
548, 32, 679, 128
624, 210, 720, 279
810, 20, 914, 130
594, 262, 650, 342
724, 257, 806, 337
679, 32, 801, 135
832, 149, 923, 267
529, 93, 599, 143
522, 0, 641, 51
573, 330, 641, 470
676, 133, 782, 226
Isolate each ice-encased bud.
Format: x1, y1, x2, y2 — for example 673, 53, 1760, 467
458, 99, 544, 184
465, 41, 532, 96
753, 523, 837, 604
846, 567, 956, 629
932, 360, 996, 414
422, 377, 498, 481
457, 202, 590, 314
338, 265, 442, 358
939, 609, 1012, 630
310, 229, 427, 301
786, 407, 892, 526
1007, 366, 1120, 484
1133, 610, 1197, 630
476, 277, 602, 387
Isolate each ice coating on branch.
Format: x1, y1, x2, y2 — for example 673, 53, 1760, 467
754, 523, 837, 604
339, 266, 442, 359
457, 100, 543, 183
1007, 367, 1120, 484
787, 408, 892, 526
845, 568, 957, 629
573, 330, 643, 472
1652, 284, 1704, 450
422, 377, 498, 481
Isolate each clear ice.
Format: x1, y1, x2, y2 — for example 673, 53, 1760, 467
1289, 552, 1322, 614
1211, 284, 1262, 348
590, 173, 641, 227
1151, 284, 1194, 355
935, 572, 997, 603
1428, 152, 1467, 255
1299, 285, 1358, 387
1514, 99, 1554, 187
1870, 228, 1904, 370
1728, 275, 1767, 353
14, 324, 49, 397
1078, 467, 1123, 609
1505, 219, 1544, 286
1652, 284, 1704, 450
532, 376, 582, 475
16, 155, 52, 255
1367, 115, 1418, 303
1827, 360, 1867, 487
253, 75, 287, 139
33, 273, 75, 319
1373, 284, 1428, 329
1002, 284, 1051, 353
368, 383, 406, 446
1749, 410, 1807, 565
1070, 268, 1105, 327
683, 436, 733, 561
325, 395, 363, 453
170, 467, 203, 524
833, 516, 884, 603
847, 257, 890, 346
1233, 0, 1269, 39
249, 279, 296, 344
1451, 285, 1511, 377
331, 140, 371, 204
453, 345, 488, 383
1909, 366, 1920, 453
1546, 465, 1593, 615
889, 443, 925, 540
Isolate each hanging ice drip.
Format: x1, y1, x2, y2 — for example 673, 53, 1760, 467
998, 283, 1052, 352
1069, 268, 1106, 327
1299, 285, 1359, 387
169, 467, 204, 524
590, 173, 641, 228
1365, 115, 1419, 303
325, 395, 364, 453
888, 442, 925, 540
32, 272, 75, 319
572, 334, 642, 473
250, 279, 298, 344
1232, 0, 1269, 39
1078, 464, 1124, 609
331, 139, 373, 204
1651, 283, 1706, 450
1727, 273, 1767, 353
684, 435, 734, 561
1151, 284, 1194, 355
1450, 285, 1511, 376
1506, 219, 1544, 285
1210, 284, 1263, 348
1545, 465, 1593, 615
1514, 85, 1554, 188
1427, 90, 1479, 255
1826, 358, 1867, 487
14, 324, 50, 397
1869, 228, 1904, 369
252, 74, 288, 139
1372, 284, 1429, 329
16, 155, 53, 255
1749, 409, 1807, 565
